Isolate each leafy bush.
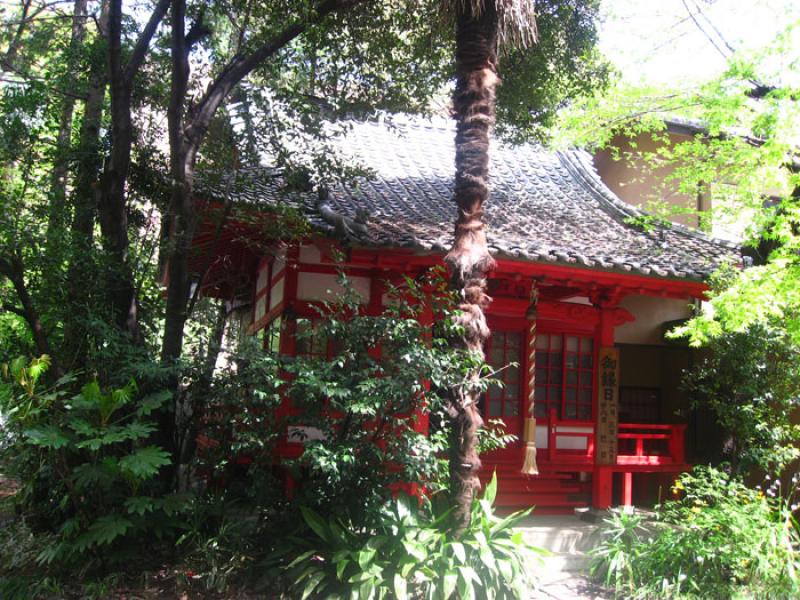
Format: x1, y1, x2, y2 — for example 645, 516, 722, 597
274, 473, 542, 600
193, 335, 284, 504
591, 466, 800, 599
0, 356, 188, 570
682, 324, 800, 475
281, 270, 484, 521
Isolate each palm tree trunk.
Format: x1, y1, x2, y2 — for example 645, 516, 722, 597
445, 2, 499, 533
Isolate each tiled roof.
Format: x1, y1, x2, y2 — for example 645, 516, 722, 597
201, 117, 739, 281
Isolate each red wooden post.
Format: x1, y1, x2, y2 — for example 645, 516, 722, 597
670, 424, 687, 464
548, 408, 557, 461
593, 466, 613, 509
622, 471, 633, 508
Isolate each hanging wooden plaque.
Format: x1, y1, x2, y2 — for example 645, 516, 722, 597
596, 347, 620, 466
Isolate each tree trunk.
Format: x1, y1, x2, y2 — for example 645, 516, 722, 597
0, 254, 61, 376
96, 0, 170, 345
62, 0, 110, 370
445, 2, 499, 533
99, 75, 141, 344
46, 0, 88, 266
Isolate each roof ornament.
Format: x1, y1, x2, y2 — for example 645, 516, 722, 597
315, 185, 369, 240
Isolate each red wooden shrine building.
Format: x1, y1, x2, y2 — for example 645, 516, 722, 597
192, 118, 739, 512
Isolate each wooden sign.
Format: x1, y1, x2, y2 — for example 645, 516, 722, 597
596, 347, 620, 465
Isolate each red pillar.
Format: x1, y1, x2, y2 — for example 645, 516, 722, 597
592, 300, 623, 509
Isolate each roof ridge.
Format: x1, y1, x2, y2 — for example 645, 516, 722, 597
359, 112, 454, 134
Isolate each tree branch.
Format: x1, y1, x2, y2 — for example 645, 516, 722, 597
0, 253, 60, 373
186, 0, 363, 148
1, 303, 26, 317
123, 0, 170, 85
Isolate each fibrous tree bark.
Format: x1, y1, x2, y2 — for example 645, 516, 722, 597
444, 0, 537, 532
445, 1, 500, 533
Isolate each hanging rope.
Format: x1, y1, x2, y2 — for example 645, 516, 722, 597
521, 283, 539, 475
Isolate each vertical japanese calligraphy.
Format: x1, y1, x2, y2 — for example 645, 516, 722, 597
597, 347, 620, 465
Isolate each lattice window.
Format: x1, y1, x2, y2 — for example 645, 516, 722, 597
263, 316, 282, 354
295, 318, 329, 358
484, 331, 522, 418
534, 333, 594, 421
620, 387, 660, 423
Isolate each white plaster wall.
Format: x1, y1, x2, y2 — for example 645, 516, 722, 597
564, 296, 592, 305
535, 425, 548, 448
615, 295, 694, 345
298, 244, 323, 264
272, 249, 287, 280
269, 278, 284, 310
534, 425, 592, 450
256, 264, 269, 293
254, 295, 266, 322
297, 272, 371, 303
287, 426, 326, 442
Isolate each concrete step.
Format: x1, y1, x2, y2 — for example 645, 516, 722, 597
516, 514, 613, 599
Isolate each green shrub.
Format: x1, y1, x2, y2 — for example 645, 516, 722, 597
281, 270, 485, 521
273, 473, 543, 600
591, 466, 800, 599
682, 324, 800, 475
0, 356, 189, 571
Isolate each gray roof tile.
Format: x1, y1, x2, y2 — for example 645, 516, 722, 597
200, 118, 739, 281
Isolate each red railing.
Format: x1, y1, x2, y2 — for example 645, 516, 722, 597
616, 423, 687, 466
542, 411, 687, 468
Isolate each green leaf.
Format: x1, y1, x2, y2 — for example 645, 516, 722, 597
119, 421, 156, 441
479, 547, 497, 572
442, 569, 458, 599
450, 541, 467, 564
336, 558, 350, 581
393, 573, 407, 600
483, 470, 498, 505
457, 567, 476, 600
80, 380, 102, 406
497, 558, 514, 583
458, 565, 479, 584
137, 389, 171, 416
301, 571, 324, 600
301, 506, 329, 542
73, 462, 116, 489
162, 492, 194, 515
27, 355, 51, 384
402, 540, 427, 562
358, 548, 377, 570
359, 580, 375, 600
119, 446, 171, 479
287, 549, 316, 569
125, 496, 157, 516
24, 426, 69, 449
84, 515, 133, 547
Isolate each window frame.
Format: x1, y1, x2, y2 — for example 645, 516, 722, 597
484, 330, 524, 420
534, 328, 597, 422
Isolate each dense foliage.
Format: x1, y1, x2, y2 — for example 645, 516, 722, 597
682, 322, 800, 475
0, 0, 608, 594
591, 466, 800, 599
0, 356, 188, 585
556, 19, 800, 346
274, 474, 541, 600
